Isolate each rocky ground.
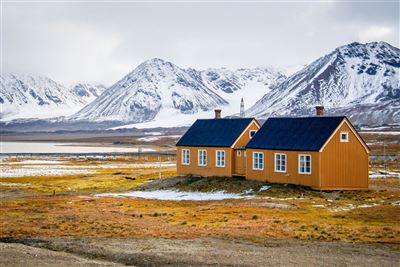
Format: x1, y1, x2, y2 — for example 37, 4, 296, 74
1, 237, 399, 267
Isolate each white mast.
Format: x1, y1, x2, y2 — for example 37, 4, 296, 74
240, 98, 245, 118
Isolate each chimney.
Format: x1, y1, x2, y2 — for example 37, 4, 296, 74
214, 109, 221, 119
316, 106, 325, 116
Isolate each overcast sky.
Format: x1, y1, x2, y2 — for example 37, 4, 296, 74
2, 0, 399, 86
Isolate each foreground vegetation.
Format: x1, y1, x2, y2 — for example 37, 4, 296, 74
1, 155, 399, 247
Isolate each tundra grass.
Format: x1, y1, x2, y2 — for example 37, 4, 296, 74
1, 156, 399, 245
1, 194, 399, 244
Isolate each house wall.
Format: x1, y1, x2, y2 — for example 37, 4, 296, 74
319, 121, 369, 189
177, 146, 232, 177
232, 120, 260, 148
245, 149, 320, 188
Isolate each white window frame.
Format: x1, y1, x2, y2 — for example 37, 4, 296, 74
181, 149, 190, 165
340, 131, 349, 142
274, 153, 287, 173
237, 150, 241, 157
249, 130, 257, 139
198, 149, 207, 166
215, 150, 225, 168
298, 154, 312, 175
252, 152, 264, 171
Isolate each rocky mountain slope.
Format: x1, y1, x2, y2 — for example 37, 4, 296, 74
247, 41, 400, 127
71, 59, 285, 124
70, 82, 107, 103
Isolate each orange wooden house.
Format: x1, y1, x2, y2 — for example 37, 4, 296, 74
245, 114, 370, 190
176, 110, 260, 177
176, 107, 370, 190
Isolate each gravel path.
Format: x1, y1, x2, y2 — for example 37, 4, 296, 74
0, 242, 122, 267
1, 237, 399, 266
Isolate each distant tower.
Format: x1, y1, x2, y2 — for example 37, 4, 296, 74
240, 98, 245, 118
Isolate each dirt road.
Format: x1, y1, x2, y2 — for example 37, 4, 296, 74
1, 237, 399, 267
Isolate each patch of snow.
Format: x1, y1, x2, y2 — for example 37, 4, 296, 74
331, 203, 380, 212
0, 182, 31, 186
1, 159, 64, 165
369, 170, 400, 178
392, 201, 400, 206
143, 132, 163, 136
0, 141, 155, 154
258, 185, 271, 192
137, 136, 160, 142
1, 167, 95, 177
96, 190, 256, 201
361, 131, 400, 135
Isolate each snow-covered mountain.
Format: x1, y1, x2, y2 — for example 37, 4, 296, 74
71, 58, 285, 124
247, 41, 400, 126
71, 82, 107, 103
0, 75, 107, 121
0, 74, 100, 121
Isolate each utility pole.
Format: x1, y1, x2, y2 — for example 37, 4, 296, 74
383, 140, 386, 178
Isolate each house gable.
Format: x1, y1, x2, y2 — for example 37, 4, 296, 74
319, 118, 370, 154
231, 119, 261, 148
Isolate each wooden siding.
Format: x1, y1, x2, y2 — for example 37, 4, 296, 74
245, 149, 320, 188
319, 120, 369, 189
177, 147, 232, 177
232, 120, 260, 148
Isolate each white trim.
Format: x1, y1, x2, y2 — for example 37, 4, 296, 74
249, 130, 257, 139
181, 149, 190, 165
274, 153, 287, 173
237, 150, 241, 157
319, 118, 370, 153
230, 119, 261, 148
252, 152, 264, 171
340, 131, 349, 142
198, 149, 207, 166
298, 154, 312, 175
215, 150, 226, 168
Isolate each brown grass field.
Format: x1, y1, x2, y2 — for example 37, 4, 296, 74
0, 134, 399, 265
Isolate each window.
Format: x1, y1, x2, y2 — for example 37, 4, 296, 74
274, 153, 286, 173
216, 150, 225, 167
253, 152, 264, 170
198, 150, 207, 166
237, 150, 241, 157
298, 154, 311, 174
181, 149, 190, 165
340, 131, 349, 142
249, 130, 257, 139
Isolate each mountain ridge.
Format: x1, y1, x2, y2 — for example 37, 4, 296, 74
246, 41, 400, 126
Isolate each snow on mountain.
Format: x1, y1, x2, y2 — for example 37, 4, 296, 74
191, 67, 286, 116
71, 82, 107, 103
0, 74, 95, 121
71, 58, 285, 125
247, 41, 400, 126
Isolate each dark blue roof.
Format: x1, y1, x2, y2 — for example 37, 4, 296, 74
176, 118, 254, 147
246, 116, 345, 151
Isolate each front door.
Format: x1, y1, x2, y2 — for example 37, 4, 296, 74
233, 149, 246, 176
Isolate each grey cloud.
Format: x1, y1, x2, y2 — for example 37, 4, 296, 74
3, 1, 399, 86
